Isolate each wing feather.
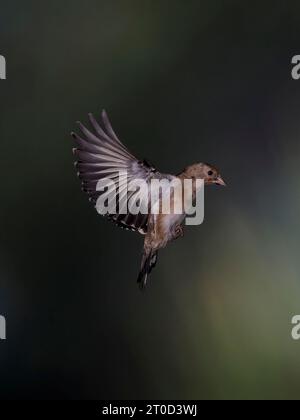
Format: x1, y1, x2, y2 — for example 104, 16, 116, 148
72, 110, 166, 234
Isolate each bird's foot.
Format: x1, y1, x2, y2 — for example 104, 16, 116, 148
172, 224, 184, 241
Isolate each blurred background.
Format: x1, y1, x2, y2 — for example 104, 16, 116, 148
1, 0, 300, 400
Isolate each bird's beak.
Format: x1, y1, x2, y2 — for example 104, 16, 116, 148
215, 176, 226, 186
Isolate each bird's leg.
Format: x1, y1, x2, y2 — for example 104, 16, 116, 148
171, 223, 184, 241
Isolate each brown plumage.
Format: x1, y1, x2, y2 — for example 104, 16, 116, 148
71, 110, 226, 289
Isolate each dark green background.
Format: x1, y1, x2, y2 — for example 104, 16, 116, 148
1, 0, 300, 400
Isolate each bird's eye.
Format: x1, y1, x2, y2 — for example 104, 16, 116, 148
207, 170, 213, 176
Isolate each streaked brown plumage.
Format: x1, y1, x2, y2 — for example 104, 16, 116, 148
71, 110, 226, 289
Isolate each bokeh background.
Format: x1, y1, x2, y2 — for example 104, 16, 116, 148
1, 0, 300, 400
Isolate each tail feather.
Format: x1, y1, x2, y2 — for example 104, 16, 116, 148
137, 250, 158, 289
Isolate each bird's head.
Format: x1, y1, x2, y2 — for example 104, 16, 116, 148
183, 163, 226, 186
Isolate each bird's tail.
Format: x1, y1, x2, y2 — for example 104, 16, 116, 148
137, 249, 158, 290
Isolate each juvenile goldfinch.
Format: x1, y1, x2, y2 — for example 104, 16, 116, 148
71, 111, 226, 289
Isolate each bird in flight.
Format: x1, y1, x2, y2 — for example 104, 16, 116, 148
71, 110, 226, 289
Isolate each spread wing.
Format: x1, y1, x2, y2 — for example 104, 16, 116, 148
72, 110, 165, 234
